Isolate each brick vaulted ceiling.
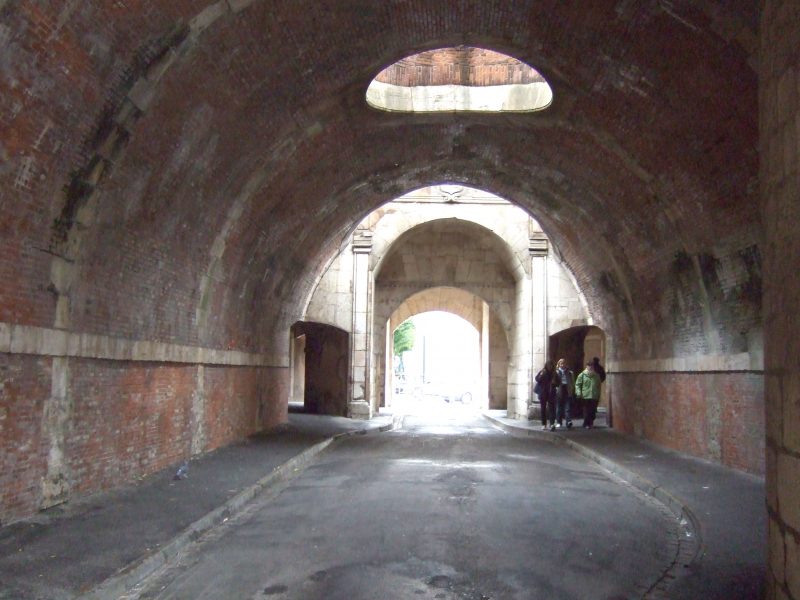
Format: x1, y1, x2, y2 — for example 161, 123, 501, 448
0, 1, 759, 362
373, 46, 548, 87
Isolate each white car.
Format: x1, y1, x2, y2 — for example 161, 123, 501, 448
424, 381, 473, 404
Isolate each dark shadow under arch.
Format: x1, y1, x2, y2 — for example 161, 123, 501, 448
290, 321, 350, 417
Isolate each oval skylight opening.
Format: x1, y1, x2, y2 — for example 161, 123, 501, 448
366, 46, 553, 113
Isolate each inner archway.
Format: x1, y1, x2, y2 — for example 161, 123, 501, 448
383, 288, 510, 416
391, 311, 481, 416
290, 321, 349, 417
304, 184, 590, 420
548, 325, 608, 423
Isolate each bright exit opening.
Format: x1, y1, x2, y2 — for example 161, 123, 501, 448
392, 311, 482, 414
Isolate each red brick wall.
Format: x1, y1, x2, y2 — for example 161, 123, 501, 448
257, 367, 290, 430
204, 366, 262, 450
610, 372, 765, 475
0, 355, 50, 524
0, 359, 288, 524
0, 2, 203, 329
66, 361, 195, 495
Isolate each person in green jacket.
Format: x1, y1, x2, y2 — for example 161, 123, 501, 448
575, 362, 602, 428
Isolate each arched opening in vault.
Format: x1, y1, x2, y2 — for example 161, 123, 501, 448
389, 311, 482, 417
382, 288, 510, 416
366, 46, 553, 113
289, 321, 349, 417
302, 183, 592, 420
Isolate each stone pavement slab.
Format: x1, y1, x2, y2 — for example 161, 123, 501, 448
483, 410, 766, 600
0, 413, 395, 600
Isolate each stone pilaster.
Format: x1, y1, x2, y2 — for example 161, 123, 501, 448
40, 357, 72, 509
530, 231, 549, 366
528, 231, 549, 419
350, 228, 373, 419
761, 2, 800, 598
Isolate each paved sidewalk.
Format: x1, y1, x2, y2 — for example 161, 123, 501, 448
0, 412, 397, 600
483, 410, 766, 600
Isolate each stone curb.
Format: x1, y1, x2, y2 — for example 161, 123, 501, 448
78, 415, 403, 600
481, 412, 703, 598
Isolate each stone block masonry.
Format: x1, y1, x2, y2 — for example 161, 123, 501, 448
762, 2, 800, 598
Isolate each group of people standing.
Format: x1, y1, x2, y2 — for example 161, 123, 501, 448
534, 356, 605, 431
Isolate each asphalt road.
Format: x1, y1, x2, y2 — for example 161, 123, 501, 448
130, 410, 679, 600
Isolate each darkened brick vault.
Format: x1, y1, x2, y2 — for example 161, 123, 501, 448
1, 1, 797, 597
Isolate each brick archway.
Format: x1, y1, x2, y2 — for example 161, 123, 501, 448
1, 7, 777, 584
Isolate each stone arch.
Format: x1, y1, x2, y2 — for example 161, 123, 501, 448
391, 288, 485, 333
373, 219, 518, 333
374, 218, 522, 288
372, 218, 524, 414
382, 287, 510, 411
369, 187, 531, 279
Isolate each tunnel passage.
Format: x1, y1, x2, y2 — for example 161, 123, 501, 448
1, 3, 794, 597
305, 187, 588, 419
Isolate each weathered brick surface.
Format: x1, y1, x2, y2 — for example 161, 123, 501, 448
719, 373, 768, 472
65, 360, 195, 495
0, 1, 204, 328
0, 355, 50, 524
257, 367, 290, 430
610, 372, 765, 475
2, 1, 759, 358
203, 366, 274, 450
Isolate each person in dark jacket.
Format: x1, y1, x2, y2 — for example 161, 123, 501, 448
553, 358, 575, 430
534, 360, 556, 431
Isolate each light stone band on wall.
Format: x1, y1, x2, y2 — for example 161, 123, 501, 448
0, 322, 287, 367
607, 352, 764, 374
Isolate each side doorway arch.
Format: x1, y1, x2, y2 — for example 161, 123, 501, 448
290, 321, 350, 416
549, 325, 607, 421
